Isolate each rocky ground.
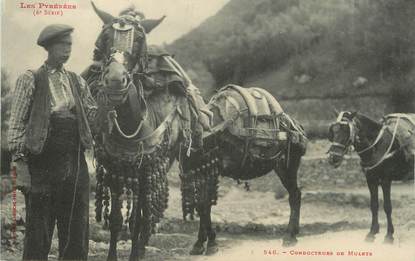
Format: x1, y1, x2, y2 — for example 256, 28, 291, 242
1, 140, 414, 261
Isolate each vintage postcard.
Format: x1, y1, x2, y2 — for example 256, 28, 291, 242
1, 0, 414, 260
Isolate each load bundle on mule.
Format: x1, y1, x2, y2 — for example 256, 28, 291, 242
382, 113, 415, 163
143, 45, 212, 142
203, 84, 307, 179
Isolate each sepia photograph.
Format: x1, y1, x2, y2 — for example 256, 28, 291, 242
1, 0, 414, 260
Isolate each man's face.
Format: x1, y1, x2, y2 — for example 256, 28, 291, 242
47, 34, 72, 64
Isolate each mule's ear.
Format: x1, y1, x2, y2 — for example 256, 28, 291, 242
331, 107, 339, 117
350, 111, 358, 118
91, 1, 114, 24
141, 16, 166, 33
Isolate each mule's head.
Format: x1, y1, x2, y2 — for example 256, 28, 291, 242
92, 2, 165, 105
100, 51, 130, 104
327, 111, 358, 168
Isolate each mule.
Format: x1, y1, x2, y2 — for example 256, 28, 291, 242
85, 4, 200, 261
328, 111, 414, 244
180, 85, 308, 254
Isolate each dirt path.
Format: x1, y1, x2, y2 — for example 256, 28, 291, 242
2, 140, 414, 260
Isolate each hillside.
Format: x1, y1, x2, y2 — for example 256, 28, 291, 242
167, 0, 415, 136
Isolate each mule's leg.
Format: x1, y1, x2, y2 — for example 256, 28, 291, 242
137, 199, 152, 259
205, 204, 218, 255
108, 190, 123, 261
365, 176, 379, 242
129, 198, 142, 261
190, 205, 208, 255
381, 178, 394, 244
275, 146, 302, 247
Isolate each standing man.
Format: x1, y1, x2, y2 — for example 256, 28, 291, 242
7, 24, 96, 260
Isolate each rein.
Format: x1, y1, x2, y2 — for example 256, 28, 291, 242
106, 81, 149, 139
107, 108, 146, 139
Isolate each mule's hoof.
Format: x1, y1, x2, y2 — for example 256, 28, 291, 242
206, 241, 219, 255
107, 256, 118, 261
365, 234, 375, 243
129, 256, 139, 261
136, 246, 145, 259
282, 236, 298, 247
190, 244, 205, 255
383, 235, 394, 244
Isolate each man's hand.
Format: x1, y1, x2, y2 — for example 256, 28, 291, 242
11, 159, 31, 193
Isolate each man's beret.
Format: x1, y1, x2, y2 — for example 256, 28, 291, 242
37, 24, 74, 47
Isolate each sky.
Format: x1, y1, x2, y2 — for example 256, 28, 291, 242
1, 0, 229, 79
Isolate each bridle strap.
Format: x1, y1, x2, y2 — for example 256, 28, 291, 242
329, 119, 355, 154
329, 142, 348, 157
127, 80, 146, 123
331, 142, 348, 150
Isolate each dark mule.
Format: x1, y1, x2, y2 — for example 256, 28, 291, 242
85, 4, 197, 261
328, 111, 414, 243
181, 85, 307, 254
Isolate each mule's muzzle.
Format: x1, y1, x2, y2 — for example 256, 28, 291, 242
104, 75, 128, 89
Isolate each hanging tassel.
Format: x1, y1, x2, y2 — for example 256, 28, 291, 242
125, 188, 132, 225
103, 186, 110, 229
95, 165, 104, 222
186, 136, 192, 157
163, 157, 169, 210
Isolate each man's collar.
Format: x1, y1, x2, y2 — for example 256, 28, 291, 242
44, 62, 66, 73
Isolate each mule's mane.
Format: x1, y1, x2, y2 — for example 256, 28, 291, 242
354, 112, 382, 139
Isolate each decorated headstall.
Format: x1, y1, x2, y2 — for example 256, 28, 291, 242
112, 21, 135, 54
328, 111, 357, 155
97, 19, 147, 105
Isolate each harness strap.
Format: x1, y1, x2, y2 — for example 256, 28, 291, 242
356, 125, 387, 154
363, 117, 400, 171
385, 113, 415, 126
134, 105, 180, 148
282, 112, 307, 137
163, 56, 192, 86
223, 84, 258, 118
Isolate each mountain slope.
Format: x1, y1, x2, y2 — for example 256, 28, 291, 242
167, 0, 415, 136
